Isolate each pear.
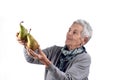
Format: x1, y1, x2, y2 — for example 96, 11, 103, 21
27, 29, 39, 51
18, 21, 28, 41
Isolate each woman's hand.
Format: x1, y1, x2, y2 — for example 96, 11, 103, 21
26, 47, 51, 68
16, 32, 51, 67
16, 32, 27, 46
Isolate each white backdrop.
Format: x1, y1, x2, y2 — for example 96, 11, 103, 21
0, 0, 120, 80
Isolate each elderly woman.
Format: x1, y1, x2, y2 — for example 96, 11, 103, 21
17, 19, 93, 80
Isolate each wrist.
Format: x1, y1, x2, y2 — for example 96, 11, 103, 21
45, 59, 51, 68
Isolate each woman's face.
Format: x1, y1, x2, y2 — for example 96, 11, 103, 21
65, 23, 84, 50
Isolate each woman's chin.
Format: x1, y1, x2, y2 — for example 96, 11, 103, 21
65, 41, 69, 45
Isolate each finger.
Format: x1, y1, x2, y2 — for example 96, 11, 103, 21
16, 32, 19, 37
29, 49, 38, 57
33, 56, 39, 60
17, 38, 26, 42
18, 41, 24, 44
26, 47, 36, 57
27, 48, 38, 57
26, 48, 33, 57
17, 41, 25, 46
17, 38, 26, 45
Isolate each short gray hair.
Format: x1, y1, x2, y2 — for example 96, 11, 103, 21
73, 19, 93, 42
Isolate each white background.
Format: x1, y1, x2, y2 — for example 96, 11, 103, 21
0, 0, 120, 80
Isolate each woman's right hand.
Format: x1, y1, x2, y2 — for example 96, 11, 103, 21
16, 32, 27, 46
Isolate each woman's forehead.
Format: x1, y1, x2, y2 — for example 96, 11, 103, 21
70, 23, 83, 31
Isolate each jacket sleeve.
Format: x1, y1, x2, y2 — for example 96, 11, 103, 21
46, 53, 91, 80
23, 47, 42, 64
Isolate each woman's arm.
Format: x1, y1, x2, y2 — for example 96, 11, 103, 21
23, 45, 55, 65
23, 47, 42, 64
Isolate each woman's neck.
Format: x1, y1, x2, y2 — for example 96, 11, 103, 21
67, 45, 81, 50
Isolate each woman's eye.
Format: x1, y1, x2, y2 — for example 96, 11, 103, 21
73, 31, 77, 34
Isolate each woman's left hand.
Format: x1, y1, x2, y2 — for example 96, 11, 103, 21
26, 47, 51, 68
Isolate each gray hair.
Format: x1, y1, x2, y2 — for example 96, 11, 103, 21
73, 19, 93, 42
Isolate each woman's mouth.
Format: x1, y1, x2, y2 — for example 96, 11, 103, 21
66, 37, 72, 41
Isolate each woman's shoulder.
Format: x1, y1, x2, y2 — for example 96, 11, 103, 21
48, 45, 63, 49
50, 45, 63, 52
42, 45, 63, 52
75, 52, 91, 63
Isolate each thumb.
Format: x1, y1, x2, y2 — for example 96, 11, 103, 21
16, 32, 19, 37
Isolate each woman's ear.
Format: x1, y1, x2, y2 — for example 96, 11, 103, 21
82, 37, 88, 45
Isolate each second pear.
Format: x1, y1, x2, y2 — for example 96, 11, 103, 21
27, 33, 39, 51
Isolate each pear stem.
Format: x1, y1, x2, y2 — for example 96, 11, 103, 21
20, 21, 24, 25
29, 28, 31, 33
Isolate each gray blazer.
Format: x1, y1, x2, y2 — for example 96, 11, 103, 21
24, 45, 91, 80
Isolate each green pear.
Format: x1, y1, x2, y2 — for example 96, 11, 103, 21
18, 21, 28, 41
27, 29, 39, 51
